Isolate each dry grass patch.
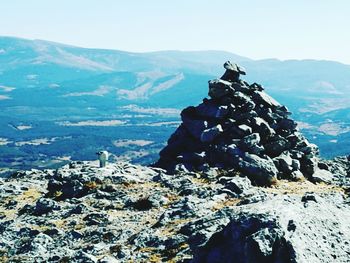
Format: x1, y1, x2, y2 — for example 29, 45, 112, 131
84, 181, 100, 190
158, 218, 194, 237
169, 218, 193, 226
0, 255, 8, 263
162, 193, 181, 208
191, 177, 214, 185
212, 197, 241, 211
30, 224, 51, 232
266, 179, 345, 196
122, 181, 161, 190
0, 209, 17, 220
17, 188, 42, 202
159, 227, 175, 237
148, 254, 163, 263
52, 219, 70, 229
161, 242, 190, 261
137, 247, 157, 253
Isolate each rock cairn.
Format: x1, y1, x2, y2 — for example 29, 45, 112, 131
156, 61, 320, 185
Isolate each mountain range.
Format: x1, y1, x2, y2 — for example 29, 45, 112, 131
0, 36, 349, 173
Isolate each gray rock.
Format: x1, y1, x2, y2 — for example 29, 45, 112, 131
239, 154, 278, 185
292, 159, 301, 171
230, 110, 258, 122
192, 194, 350, 263
155, 53, 320, 173
226, 144, 244, 158
225, 145, 244, 166
178, 152, 206, 165
200, 124, 223, 143
159, 126, 195, 160
311, 168, 334, 184
290, 150, 304, 159
223, 61, 246, 74
252, 90, 281, 108
218, 176, 252, 195
220, 61, 246, 82
231, 82, 252, 94
275, 105, 292, 118
98, 256, 119, 263
277, 118, 297, 131
181, 107, 208, 139
196, 101, 229, 119
180, 208, 235, 247
208, 79, 233, 99
300, 155, 318, 177
252, 117, 275, 139
230, 124, 253, 138
290, 170, 304, 181
286, 132, 304, 147
318, 161, 330, 170
243, 133, 260, 145
327, 156, 350, 187
265, 136, 291, 157
83, 213, 109, 226
273, 152, 294, 175
249, 82, 264, 91
71, 251, 98, 263
234, 91, 256, 110
3, 61, 348, 263
240, 133, 264, 155
28, 233, 54, 261
1, 159, 349, 262
47, 169, 96, 199
34, 198, 60, 216
297, 140, 319, 155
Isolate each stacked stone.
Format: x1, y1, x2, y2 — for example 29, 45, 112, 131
156, 61, 320, 185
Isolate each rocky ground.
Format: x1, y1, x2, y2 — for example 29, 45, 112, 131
0, 159, 349, 263
1, 62, 350, 262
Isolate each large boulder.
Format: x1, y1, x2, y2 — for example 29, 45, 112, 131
191, 194, 350, 263
238, 154, 278, 185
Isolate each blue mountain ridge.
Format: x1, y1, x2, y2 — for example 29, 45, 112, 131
0, 36, 349, 172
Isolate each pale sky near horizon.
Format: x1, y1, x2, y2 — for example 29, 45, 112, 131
1, 0, 350, 64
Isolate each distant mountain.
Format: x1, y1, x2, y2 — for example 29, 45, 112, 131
0, 36, 250, 73
0, 36, 349, 172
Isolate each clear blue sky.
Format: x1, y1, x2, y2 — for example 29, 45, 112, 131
1, 0, 350, 63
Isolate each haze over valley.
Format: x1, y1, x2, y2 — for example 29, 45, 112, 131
1, 37, 350, 174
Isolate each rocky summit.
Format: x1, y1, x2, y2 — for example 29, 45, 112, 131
0, 62, 350, 263
156, 61, 323, 186
1, 159, 350, 263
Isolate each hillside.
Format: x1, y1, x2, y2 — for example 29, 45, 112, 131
0, 37, 350, 173
1, 58, 350, 262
